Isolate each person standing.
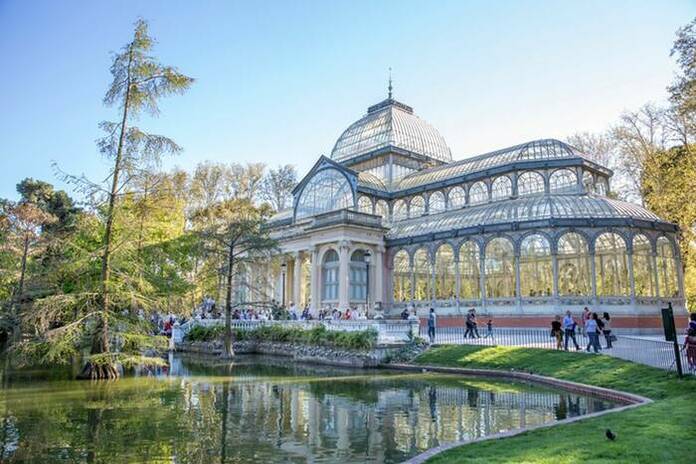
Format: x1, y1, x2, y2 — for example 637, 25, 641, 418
602, 312, 614, 349
585, 313, 602, 353
551, 316, 563, 350
428, 308, 437, 344
562, 310, 580, 351
581, 307, 591, 336
684, 328, 696, 371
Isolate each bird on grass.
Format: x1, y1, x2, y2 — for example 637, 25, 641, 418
605, 429, 616, 441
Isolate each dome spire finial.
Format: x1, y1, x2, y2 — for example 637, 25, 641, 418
388, 67, 393, 99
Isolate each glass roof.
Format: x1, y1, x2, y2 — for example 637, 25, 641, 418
331, 98, 452, 163
397, 139, 593, 190
358, 171, 387, 191
386, 194, 664, 240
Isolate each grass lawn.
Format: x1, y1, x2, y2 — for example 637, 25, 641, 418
414, 345, 696, 464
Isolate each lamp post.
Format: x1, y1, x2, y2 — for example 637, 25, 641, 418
364, 250, 372, 317
280, 262, 287, 308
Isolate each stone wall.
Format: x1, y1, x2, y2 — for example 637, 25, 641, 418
177, 339, 404, 368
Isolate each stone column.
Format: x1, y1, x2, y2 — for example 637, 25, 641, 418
338, 241, 351, 310
310, 247, 320, 311
652, 252, 660, 298
479, 250, 486, 311
374, 245, 385, 308
628, 250, 636, 306
514, 252, 522, 312
292, 252, 302, 306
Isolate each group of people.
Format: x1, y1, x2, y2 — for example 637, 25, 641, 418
550, 307, 613, 352
287, 302, 370, 321
416, 307, 492, 344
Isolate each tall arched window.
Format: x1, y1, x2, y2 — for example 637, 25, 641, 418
413, 248, 431, 302
434, 244, 455, 300
409, 196, 425, 217
469, 182, 488, 205
595, 233, 629, 296
459, 241, 481, 300
557, 233, 591, 296
357, 195, 372, 214
633, 234, 655, 297
375, 199, 389, 223
322, 250, 339, 301
491, 176, 512, 201
428, 191, 446, 214
349, 250, 367, 301
296, 168, 354, 219
596, 178, 609, 196
549, 169, 578, 193
657, 237, 679, 298
393, 200, 407, 221
485, 237, 515, 298
520, 234, 553, 297
517, 171, 545, 196
582, 171, 594, 193
448, 186, 466, 209
392, 250, 411, 303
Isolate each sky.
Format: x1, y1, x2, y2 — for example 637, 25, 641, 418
0, 0, 694, 201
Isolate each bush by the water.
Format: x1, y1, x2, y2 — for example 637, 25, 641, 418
184, 324, 377, 350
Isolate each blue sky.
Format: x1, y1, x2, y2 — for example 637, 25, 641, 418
0, 0, 693, 200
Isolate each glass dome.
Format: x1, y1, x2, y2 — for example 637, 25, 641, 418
331, 98, 452, 164
295, 168, 354, 219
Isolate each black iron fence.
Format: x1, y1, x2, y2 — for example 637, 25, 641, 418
420, 326, 694, 376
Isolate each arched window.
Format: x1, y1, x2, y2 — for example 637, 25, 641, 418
296, 168, 354, 219
393, 199, 407, 221
459, 241, 481, 300
469, 182, 488, 205
392, 250, 411, 303
549, 169, 578, 193
633, 234, 655, 297
596, 178, 609, 196
448, 186, 466, 209
375, 199, 389, 222
357, 195, 372, 214
519, 235, 552, 297
491, 176, 512, 201
595, 233, 629, 296
657, 237, 679, 298
557, 233, 591, 296
322, 249, 339, 301
413, 248, 431, 302
517, 171, 545, 196
434, 244, 455, 300
409, 196, 425, 217
485, 237, 516, 298
349, 250, 367, 301
428, 191, 446, 214
582, 171, 594, 193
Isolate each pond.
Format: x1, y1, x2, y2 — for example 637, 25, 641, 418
0, 355, 618, 463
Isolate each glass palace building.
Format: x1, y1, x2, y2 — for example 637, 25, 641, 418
266, 93, 685, 330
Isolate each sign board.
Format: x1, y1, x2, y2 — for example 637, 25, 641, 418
661, 306, 677, 342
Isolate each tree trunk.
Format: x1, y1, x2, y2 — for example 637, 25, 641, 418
223, 242, 235, 358
11, 233, 30, 342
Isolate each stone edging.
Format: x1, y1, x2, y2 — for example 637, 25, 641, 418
386, 364, 652, 464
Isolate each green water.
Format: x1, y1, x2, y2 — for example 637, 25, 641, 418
0, 355, 616, 463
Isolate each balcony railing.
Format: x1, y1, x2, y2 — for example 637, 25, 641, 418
308, 209, 384, 230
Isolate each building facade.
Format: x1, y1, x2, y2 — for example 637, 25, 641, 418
266, 93, 685, 330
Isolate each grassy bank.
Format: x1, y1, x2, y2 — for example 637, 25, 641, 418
415, 345, 696, 463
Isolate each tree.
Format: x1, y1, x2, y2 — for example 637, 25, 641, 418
19, 19, 194, 379
260, 164, 297, 211
1, 202, 56, 340
196, 199, 277, 357
670, 17, 696, 117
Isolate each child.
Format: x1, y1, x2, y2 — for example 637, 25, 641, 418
484, 319, 493, 338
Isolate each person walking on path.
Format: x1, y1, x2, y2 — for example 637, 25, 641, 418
684, 327, 696, 371
484, 319, 493, 338
585, 313, 602, 353
427, 308, 437, 344
581, 307, 591, 336
551, 316, 563, 350
602, 312, 614, 349
562, 310, 580, 351
464, 308, 480, 338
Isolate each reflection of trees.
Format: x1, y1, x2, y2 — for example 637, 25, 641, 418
0, 360, 616, 463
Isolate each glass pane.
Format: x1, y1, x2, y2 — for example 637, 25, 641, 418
485, 237, 516, 298
296, 168, 354, 219
434, 244, 455, 300
520, 235, 552, 297
595, 233, 629, 296
557, 233, 591, 296
392, 250, 411, 302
